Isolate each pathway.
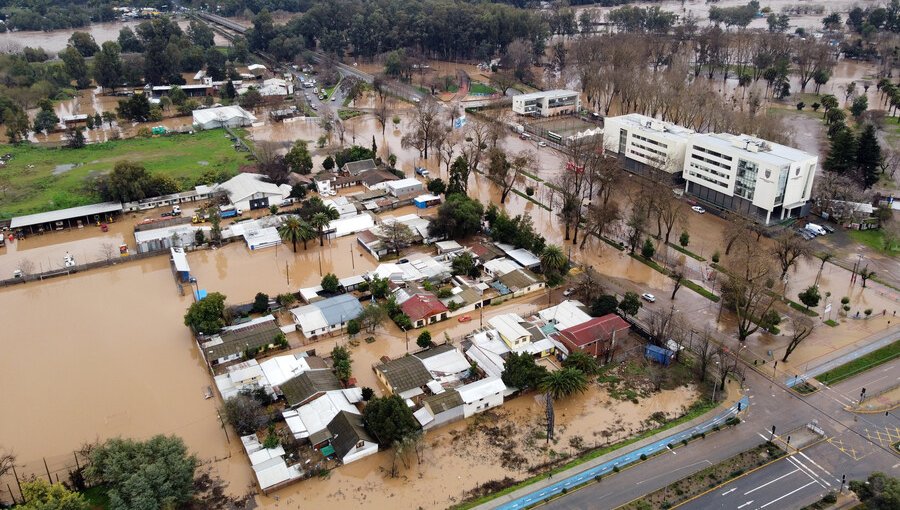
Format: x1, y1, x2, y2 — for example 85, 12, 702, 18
785, 324, 900, 386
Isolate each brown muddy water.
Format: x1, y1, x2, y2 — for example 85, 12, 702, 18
0, 19, 228, 54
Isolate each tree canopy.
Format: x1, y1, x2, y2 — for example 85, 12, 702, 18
362, 395, 419, 445
19, 480, 89, 510
86, 435, 198, 510
501, 352, 549, 390
428, 194, 484, 239
183, 292, 228, 335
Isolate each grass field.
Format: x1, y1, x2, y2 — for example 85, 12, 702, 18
847, 229, 900, 254
0, 130, 250, 219
815, 340, 900, 386
469, 82, 496, 95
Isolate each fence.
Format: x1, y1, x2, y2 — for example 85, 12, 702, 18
1, 450, 93, 505
0, 248, 169, 287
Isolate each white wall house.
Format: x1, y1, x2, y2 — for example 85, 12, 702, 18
217, 173, 290, 212
457, 377, 506, 418
511, 89, 581, 117
683, 133, 817, 224
602, 113, 695, 177
488, 313, 532, 350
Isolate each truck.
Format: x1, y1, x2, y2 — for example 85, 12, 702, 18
805, 223, 827, 236
219, 205, 242, 218
415, 167, 430, 178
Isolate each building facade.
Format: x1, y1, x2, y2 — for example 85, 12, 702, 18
683, 133, 816, 224
602, 113, 695, 180
511, 90, 581, 117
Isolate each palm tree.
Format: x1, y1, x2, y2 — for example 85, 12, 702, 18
298, 220, 315, 250
540, 244, 567, 276
278, 216, 304, 252
539, 368, 588, 400
310, 206, 339, 247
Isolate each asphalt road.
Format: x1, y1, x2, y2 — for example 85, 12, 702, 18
542, 344, 900, 510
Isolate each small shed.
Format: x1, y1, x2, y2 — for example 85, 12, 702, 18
644, 344, 675, 366
414, 194, 442, 209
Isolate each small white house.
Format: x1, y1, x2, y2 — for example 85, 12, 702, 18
488, 313, 532, 349
457, 377, 506, 418
217, 173, 290, 212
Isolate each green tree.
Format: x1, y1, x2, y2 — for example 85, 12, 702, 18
679, 231, 690, 248
849, 472, 900, 510
823, 127, 858, 175
416, 330, 433, 349
428, 194, 484, 239
501, 352, 549, 390
540, 244, 567, 282
618, 292, 642, 318
116, 94, 151, 122
68, 31, 99, 57
222, 392, 270, 435
359, 303, 388, 332
117, 26, 143, 53
33, 108, 60, 134
284, 140, 314, 174
85, 436, 197, 510
278, 216, 314, 252
322, 155, 335, 171
332, 345, 352, 382
60, 47, 90, 88
850, 95, 868, 118
641, 238, 656, 259
451, 252, 479, 277
183, 291, 227, 334
427, 178, 447, 195
20, 480, 88, 510
224, 80, 237, 99
66, 128, 86, 149
856, 124, 882, 188
376, 221, 416, 256
321, 273, 340, 294
562, 351, 599, 376
188, 20, 215, 48
798, 285, 821, 310
347, 319, 361, 336
590, 294, 619, 317
540, 368, 589, 399
820, 94, 839, 118
92, 41, 123, 90
252, 292, 269, 314
311, 207, 340, 246
239, 87, 263, 109
362, 395, 419, 445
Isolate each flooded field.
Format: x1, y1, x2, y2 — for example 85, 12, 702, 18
0, 19, 228, 54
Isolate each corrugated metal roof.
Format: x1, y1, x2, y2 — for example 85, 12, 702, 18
376, 356, 432, 393
281, 369, 343, 407
10, 202, 123, 229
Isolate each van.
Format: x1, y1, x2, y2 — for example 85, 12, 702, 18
520, 133, 531, 140
415, 167, 430, 177
805, 223, 827, 236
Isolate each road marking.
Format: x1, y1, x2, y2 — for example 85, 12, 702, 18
758, 481, 817, 508
636, 460, 712, 485
798, 452, 834, 478
788, 456, 829, 488
737, 501, 754, 509
721, 488, 737, 496
744, 468, 800, 495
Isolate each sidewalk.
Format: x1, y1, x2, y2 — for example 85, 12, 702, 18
476, 391, 748, 510
786, 324, 900, 386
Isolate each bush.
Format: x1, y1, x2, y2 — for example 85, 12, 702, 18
612, 466, 620, 473
712, 251, 720, 263
361, 387, 374, 401
822, 492, 837, 504
640, 453, 647, 461
347, 319, 361, 336
725, 417, 741, 427
252, 292, 269, 314
277, 293, 297, 307
681, 439, 689, 446
526, 186, 535, 196
594, 475, 602, 482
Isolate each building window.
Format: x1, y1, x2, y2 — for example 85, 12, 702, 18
734, 159, 758, 201
774, 168, 788, 205
619, 128, 627, 153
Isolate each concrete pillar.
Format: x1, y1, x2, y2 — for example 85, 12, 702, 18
765, 209, 772, 225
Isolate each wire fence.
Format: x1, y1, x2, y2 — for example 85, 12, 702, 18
1, 450, 93, 505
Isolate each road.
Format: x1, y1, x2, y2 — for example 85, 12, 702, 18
537, 348, 900, 510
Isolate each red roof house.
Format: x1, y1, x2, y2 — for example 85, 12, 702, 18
400, 293, 449, 328
557, 314, 630, 359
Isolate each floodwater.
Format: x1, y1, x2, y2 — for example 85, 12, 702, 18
0, 19, 228, 54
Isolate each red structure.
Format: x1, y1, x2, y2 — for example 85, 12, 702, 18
556, 314, 630, 359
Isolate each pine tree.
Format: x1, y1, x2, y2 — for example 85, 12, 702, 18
856, 124, 881, 188
823, 127, 857, 175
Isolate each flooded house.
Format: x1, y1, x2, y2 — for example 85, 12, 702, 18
200, 315, 282, 368
398, 291, 449, 329
554, 314, 631, 360
216, 172, 291, 212
289, 294, 364, 339
241, 433, 303, 494
192, 105, 257, 130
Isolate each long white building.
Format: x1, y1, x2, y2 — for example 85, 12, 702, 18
602, 113, 695, 179
511, 89, 580, 117
683, 133, 816, 224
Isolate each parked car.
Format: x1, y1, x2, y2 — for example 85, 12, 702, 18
538, 141, 548, 147
641, 293, 656, 302
458, 316, 472, 323
691, 206, 706, 214
563, 288, 575, 297
823, 225, 836, 234
805, 223, 827, 236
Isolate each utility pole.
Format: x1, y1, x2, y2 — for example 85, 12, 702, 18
217, 411, 230, 444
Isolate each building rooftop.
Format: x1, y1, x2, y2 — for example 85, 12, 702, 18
192, 105, 256, 126
456, 377, 506, 404
489, 313, 532, 343
376, 356, 433, 393
538, 300, 593, 331
328, 410, 374, 457
203, 316, 281, 361
10, 202, 123, 229
259, 354, 313, 388
496, 243, 541, 268
558, 314, 630, 347
422, 389, 464, 413
342, 159, 377, 175
483, 257, 523, 277
400, 293, 449, 322
606, 113, 695, 139
498, 268, 542, 291
281, 369, 343, 407
216, 173, 282, 203
692, 133, 815, 167
515, 89, 579, 101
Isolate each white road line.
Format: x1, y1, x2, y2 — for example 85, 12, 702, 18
798, 452, 835, 478
737, 501, 754, 509
721, 488, 737, 496
791, 456, 831, 486
758, 481, 818, 509
744, 468, 800, 495
636, 460, 711, 485
787, 457, 829, 488
757, 432, 771, 442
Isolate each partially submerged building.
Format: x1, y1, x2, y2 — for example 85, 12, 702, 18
200, 315, 282, 367
289, 294, 364, 339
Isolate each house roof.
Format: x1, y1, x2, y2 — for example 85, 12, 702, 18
498, 268, 542, 290
342, 159, 377, 175
357, 229, 380, 246
488, 314, 531, 343
10, 202, 124, 229
400, 293, 449, 322
361, 169, 400, 186
218, 173, 283, 203
203, 317, 281, 361
192, 105, 256, 126
456, 377, 506, 404
386, 178, 423, 190
469, 242, 505, 262
290, 294, 364, 332
496, 243, 541, 268
281, 369, 343, 407
483, 258, 522, 276
415, 344, 470, 378
538, 300, 593, 331
376, 356, 433, 393
423, 389, 463, 413
259, 354, 313, 388
328, 410, 374, 457
558, 314, 630, 347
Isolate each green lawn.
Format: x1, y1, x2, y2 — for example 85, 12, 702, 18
847, 229, 900, 254
0, 130, 250, 219
469, 82, 496, 95
815, 340, 900, 386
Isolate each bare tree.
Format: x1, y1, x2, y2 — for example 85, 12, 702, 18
16, 259, 35, 275
99, 242, 116, 261
813, 172, 871, 225
402, 98, 441, 160
487, 148, 533, 204
573, 266, 604, 303
646, 306, 682, 348
334, 117, 347, 147
318, 105, 335, 145
771, 231, 810, 280
580, 200, 621, 249
781, 316, 815, 362
722, 244, 780, 342
374, 96, 392, 137
0, 448, 15, 479
671, 263, 686, 300
376, 221, 416, 257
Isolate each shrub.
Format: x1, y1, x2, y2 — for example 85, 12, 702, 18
712, 251, 720, 263
681, 439, 689, 446
640, 453, 647, 461
822, 492, 837, 504
252, 292, 269, 314
526, 186, 535, 196
612, 466, 620, 473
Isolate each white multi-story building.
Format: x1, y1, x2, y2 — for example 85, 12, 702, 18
602, 113, 695, 179
683, 133, 817, 224
511, 89, 581, 117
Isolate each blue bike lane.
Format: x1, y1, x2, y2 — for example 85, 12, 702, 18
492, 395, 750, 510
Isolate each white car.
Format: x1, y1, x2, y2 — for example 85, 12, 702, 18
641, 293, 656, 302
563, 288, 575, 297
538, 141, 547, 147
691, 206, 706, 214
